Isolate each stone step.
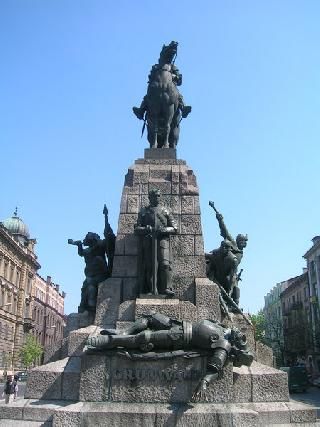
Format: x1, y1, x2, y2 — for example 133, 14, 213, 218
0, 421, 51, 427
233, 361, 290, 403
0, 398, 68, 425
0, 399, 316, 426
0, 399, 319, 427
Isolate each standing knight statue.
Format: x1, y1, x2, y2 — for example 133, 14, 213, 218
68, 205, 116, 313
133, 41, 191, 148
134, 189, 177, 297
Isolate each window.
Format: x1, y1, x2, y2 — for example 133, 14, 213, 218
310, 261, 317, 284
27, 276, 32, 294
4, 262, 8, 280
9, 266, 14, 283
16, 270, 20, 286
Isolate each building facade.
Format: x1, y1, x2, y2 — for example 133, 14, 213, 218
303, 236, 320, 374
0, 210, 65, 374
264, 280, 290, 366
280, 271, 312, 367
32, 274, 65, 349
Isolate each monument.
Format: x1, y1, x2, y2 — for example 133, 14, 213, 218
0, 41, 316, 426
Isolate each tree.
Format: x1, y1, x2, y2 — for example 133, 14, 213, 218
250, 309, 266, 343
19, 334, 43, 369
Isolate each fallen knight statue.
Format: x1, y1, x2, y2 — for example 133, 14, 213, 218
86, 312, 254, 401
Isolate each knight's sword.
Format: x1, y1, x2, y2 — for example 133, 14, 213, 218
151, 210, 158, 295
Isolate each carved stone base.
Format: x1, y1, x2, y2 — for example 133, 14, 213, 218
1, 399, 316, 426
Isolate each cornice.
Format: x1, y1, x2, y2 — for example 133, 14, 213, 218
0, 226, 40, 270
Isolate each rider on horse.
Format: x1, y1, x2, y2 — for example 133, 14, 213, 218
133, 41, 191, 147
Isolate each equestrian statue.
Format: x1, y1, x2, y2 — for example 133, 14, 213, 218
133, 41, 191, 148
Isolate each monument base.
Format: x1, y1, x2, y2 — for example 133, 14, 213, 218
0, 399, 316, 426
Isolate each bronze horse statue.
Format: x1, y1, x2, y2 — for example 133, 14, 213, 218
133, 41, 191, 148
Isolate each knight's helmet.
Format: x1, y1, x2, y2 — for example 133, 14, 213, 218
191, 320, 229, 350
159, 41, 178, 65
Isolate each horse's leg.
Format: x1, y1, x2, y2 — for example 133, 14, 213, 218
148, 115, 157, 148
163, 105, 175, 148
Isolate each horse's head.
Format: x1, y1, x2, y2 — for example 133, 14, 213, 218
158, 41, 178, 65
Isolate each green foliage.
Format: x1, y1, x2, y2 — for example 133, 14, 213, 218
250, 309, 266, 343
19, 334, 43, 369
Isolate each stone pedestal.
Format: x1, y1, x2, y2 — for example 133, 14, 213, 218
111, 154, 205, 311
8, 151, 317, 426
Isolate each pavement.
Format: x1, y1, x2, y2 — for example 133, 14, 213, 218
0, 381, 26, 401
290, 386, 320, 418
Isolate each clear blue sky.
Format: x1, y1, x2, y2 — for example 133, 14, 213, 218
1, 1, 319, 315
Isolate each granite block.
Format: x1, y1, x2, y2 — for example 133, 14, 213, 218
62, 357, 81, 401
168, 195, 179, 215
195, 278, 221, 322
53, 403, 83, 427
171, 275, 195, 303
79, 355, 109, 401
238, 402, 291, 425
122, 277, 139, 301
132, 170, 150, 185
172, 255, 206, 277
109, 356, 203, 403
67, 327, 97, 356
194, 196, 201, 214
0, 403, 24, 420
233, 365, 252, 402
250, 361, 289, 402
112, 255, 138, 277
124, 169, 134, 186
148, 181, 171, 194
123, 183, 148, 195
114, 234, 125, 256
135, 298, 181, 320
120, 193, 127, 213
179, 301, 198, 322
145, 148, 176, 160
118, 300, 136, 321
149, 166, 172, 181
117, 214, 138, 234
94, 278, 121, 328
181, 196, 195, 214
171, 182, 180, 195
25, 358, 69, 400
123, 234, 139, 255
287, 400, 317, 423
22, 400, 65, 422
135, 159, 186, 165
203, 361, 233, 403
126, 195, 140, 213
180, 214, 202, 234
255, 341, 274, 367
171, 234, 194, 256
194, 235, 204, 255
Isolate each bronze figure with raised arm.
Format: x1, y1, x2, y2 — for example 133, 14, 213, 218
206, 201, 248, 306
68, 204, 115, 313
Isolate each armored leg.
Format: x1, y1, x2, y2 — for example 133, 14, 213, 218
87, 329, 183, 352
158, 263, 174, 296
158, 238, 174, 296
78, 280, 89, 313
86, 280, 98, 312
133, 96, 147, 120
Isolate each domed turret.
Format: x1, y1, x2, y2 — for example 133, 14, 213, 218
2, 208, 30, 245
